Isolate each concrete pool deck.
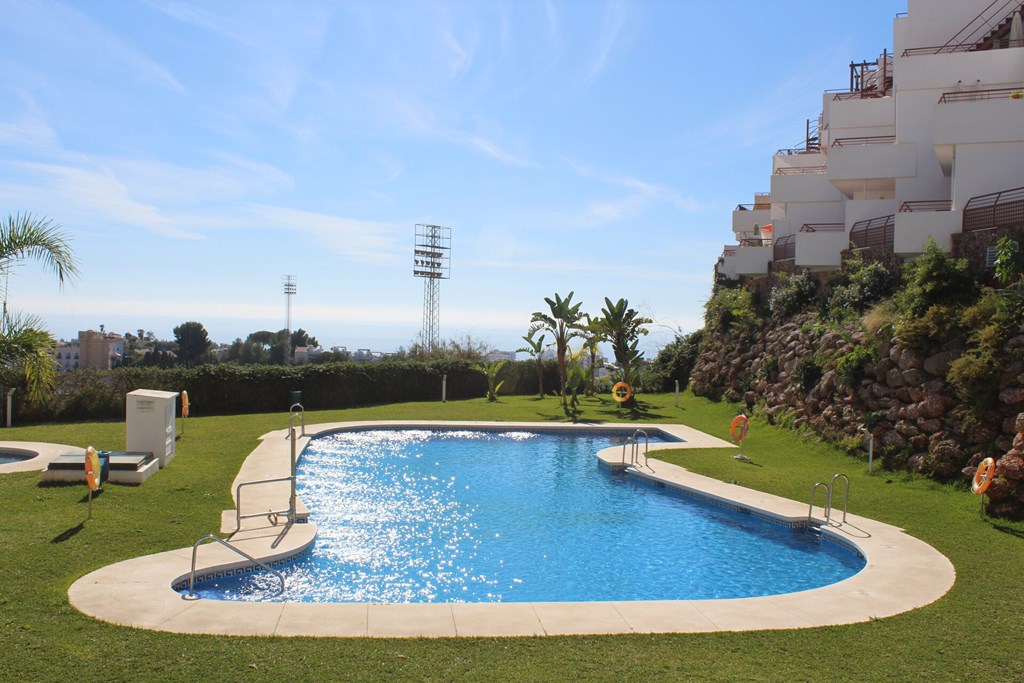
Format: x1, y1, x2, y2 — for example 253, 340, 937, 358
68, 421, 955, 637
0, 441, 83, 474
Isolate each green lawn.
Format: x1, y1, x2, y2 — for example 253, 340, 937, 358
2, 393, 1022, 682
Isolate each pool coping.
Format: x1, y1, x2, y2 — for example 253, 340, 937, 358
67, 421, 955, 637
0, 441, 83, 474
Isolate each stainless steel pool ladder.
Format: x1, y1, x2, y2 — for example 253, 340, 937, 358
288, 403, 305, 438
235, 425, 299, 531
620, 429, 651, 468
183, 533, 285, 600
807, 473, 850, 526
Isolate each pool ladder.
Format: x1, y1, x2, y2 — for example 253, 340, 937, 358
235, 425, 300, 531
183, 534, 285, 600
621, 429, 650, 469
808, 474, 850, 527
287, 403, 305, 438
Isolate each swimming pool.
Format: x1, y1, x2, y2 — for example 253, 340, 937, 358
187, 428, 865, 603
0, 449, 34, 466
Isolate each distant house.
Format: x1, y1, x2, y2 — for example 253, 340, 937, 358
484, 350, 516, 362
293, 345, 323, 364
55, 329, 124, 371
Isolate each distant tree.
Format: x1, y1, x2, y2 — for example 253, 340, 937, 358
290, 328, 318, 350
0, 213, 78, 400
649, 329, 705, 391
531, 291, 583, 408
173, 321, 212, 367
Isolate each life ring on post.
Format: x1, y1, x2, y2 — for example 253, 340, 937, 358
972, 457, 996, 495
612, 382, 633, 403
85, 446, 101, 491
729, 414, 750, 443
181, 390, 189, 418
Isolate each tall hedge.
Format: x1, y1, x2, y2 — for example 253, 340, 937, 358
2, 360, 557, 423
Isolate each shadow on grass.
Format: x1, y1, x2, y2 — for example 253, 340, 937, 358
595, 399, 668, 421
991, 522, 1024, 539
51, 522, 85, 543
77, 488, 105, 504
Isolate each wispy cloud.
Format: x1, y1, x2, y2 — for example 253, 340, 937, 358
564, 159, 704, 214
5, 162, 202, 239
248, 205, 404, 264
3, 0, 185, 93
585, 0, 629, 85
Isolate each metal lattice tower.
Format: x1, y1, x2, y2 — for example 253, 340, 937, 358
413, 224, 451, 352
282, 274, 296, 340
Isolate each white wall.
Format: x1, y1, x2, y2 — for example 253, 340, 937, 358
952, 141, 1024, 206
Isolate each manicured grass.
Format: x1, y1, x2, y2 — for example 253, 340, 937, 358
1, 393, 1022, 682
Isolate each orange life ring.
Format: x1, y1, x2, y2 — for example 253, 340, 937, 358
85, 446, 101, 491
181, 390, 189, 418
972, 457, 996, 495
729, 414, 749, 443
612, 382, 633, 403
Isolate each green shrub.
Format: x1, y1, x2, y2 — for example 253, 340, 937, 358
769, 270, 817, 319
704, 287, 758, 335
835, 345, 876, 386
894, 237, 979, 318
947, 349, 1000, 411
791, 355, 823, 392
647, 329, 705, 391
760, 355, 779, 380
827, 255, 899, 320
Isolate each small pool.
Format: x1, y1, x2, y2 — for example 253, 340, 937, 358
187, 429, 865, 603
0, 449, 34, 466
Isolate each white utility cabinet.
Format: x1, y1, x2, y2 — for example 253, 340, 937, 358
126, 389, 179, 468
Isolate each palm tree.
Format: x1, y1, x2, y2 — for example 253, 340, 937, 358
599, 297, 651, 395
516, 324, 547, 398
1, 213, 79, 400
531, 292, 583, 407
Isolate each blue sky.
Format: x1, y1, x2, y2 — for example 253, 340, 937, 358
0, 0, 900, 355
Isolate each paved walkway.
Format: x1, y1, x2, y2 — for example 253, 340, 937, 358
67, 421, 955, 637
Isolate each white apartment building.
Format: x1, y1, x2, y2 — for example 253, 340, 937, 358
719, 0, 1024, 281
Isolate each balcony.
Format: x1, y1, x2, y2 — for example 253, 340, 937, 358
963, 186, 1024, 232
826, 136, 915, 196
796, 224, 846, 269
933, 87, 1024, 174
850, 214, 895, 250
894, 200, 959, 253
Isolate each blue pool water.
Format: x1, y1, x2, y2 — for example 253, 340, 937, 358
187, 429, 864, 603
0, 450, 32, 465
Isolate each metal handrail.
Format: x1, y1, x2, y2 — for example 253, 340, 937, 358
850, 215, 895, 250
632, 429, 650, 469
899, 200, 953, 212
800, 223, 844, 232
184, 534, 285, 600
938, 86, 1024, 103
288, 403, 305, 438
831, 135, 896, 148
774, 166, 827, 175
621, 436, 637, 466
808, 482, 832, 523
963, 185, 1024, 232
735, 203, 772, 211
739, 237, 772, 247
902, 0, 1022, 55
829, 474, 851, 524
235, 476, 295, 531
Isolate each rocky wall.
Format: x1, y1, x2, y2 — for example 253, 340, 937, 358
690, 315, 1024, 517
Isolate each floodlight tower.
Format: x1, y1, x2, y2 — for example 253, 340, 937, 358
413, 224, 451, 353
283, 275, 296, 362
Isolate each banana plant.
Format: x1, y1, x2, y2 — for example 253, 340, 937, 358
599, 297, 652, 397
531, 292, 583, 408
471, 359, 507, 402
516, 324, 547, 397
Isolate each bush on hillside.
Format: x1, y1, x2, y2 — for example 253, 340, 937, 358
769, 270, 817, 319
647, 329, 705, 391
704, 287, 758, 335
